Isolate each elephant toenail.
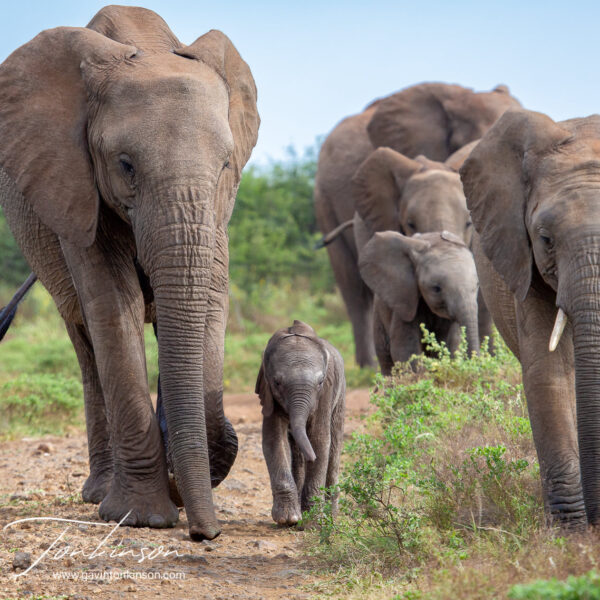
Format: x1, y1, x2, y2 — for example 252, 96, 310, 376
149, 514, 167, 528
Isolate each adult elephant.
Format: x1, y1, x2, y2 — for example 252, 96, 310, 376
459, 108, 600, 528
315, 83, 520, 366
0, 6, 259, 540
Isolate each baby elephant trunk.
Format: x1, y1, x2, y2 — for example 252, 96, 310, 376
290, 410, 317, 462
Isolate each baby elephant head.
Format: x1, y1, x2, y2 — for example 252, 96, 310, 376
358, 230, 480, 355
255, 320, 330, 462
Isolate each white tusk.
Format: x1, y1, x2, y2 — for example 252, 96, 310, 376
549, 308, 567, 352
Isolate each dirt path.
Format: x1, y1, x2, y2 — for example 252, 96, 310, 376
0, 389, 371, 599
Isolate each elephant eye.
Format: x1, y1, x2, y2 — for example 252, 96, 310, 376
407, 221, 416, 231
540, 234, 552, 246
432, 284, 442, 294
223, 160, 231, 170
466, 221, 472, 229
119, 155, 135, 178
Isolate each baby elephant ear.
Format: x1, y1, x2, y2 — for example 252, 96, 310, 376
359, 231, 429, 322
289, 320, 317, 337
460, 109, 570, 300
352, 147, 422, 234
0, 27, 136, 247
255, 362, 274, 417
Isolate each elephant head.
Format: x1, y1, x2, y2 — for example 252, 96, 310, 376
358, 231, 480, 355
255, 320, 331, 463
0, 7, 259, 539
460, 108, 600, 525
351, 147, 472, 244
366, 83, 520, 161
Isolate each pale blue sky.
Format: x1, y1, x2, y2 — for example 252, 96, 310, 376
1, 1, 599, 164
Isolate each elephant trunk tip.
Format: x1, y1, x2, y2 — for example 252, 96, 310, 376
291, 425, 317, 462
189, 523, 221, 542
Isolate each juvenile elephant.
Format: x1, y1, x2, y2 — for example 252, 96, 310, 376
320, 146, 493, 351
0, 6, 259, 540
358, 231, 480, 374
460, 108, 600, 528
315, 83, 519, 366
255, 321, 346, 525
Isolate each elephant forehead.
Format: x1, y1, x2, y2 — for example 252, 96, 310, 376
96, 54, 229, 112
404, 171, 465, 201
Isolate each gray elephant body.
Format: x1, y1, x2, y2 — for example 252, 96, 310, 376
0, 6, 259, 540
459, 108, 600, 528
255, 321, 346, 525
359, 231, 480, 374
315, 83, 519, 366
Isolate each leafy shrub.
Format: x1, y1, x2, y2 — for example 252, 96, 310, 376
508, 571, 600, 599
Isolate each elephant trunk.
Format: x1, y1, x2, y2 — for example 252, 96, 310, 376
139, 192, 220, 541
567, 258, 600, 526
456, 303, 480, 357
288, 389, 317, 462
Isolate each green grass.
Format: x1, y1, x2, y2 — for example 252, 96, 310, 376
0, 280, 372, 439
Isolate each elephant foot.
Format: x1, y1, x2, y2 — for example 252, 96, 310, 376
272, 490, 301, 526
82, 469, 113, 504
99, 478, 179, 529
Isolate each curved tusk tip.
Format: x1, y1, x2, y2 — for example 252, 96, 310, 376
549, 308, 567, 352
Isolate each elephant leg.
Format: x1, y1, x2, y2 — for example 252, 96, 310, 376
389, 313, 422, 369
515, 291, 585, 528
325, 390, 345, 516
65, 322, 113, 504
477, 288, 495, 355
203, 227, 238, 488
300, 419, 331, 514
374, 307, 394, 375
262, 413, 301, 525
61, 215, 177, 528
316, 200, 375, 367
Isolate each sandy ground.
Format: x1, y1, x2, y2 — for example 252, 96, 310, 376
0, 389, 372, 599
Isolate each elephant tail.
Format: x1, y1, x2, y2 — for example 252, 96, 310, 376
0, 273, 37, 341
314, 219, 354, 249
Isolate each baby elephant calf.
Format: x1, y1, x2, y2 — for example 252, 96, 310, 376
255, 320, 346, 525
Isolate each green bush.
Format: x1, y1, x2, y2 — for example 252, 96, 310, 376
305, 330, 540, 573
508, 571, 600, 599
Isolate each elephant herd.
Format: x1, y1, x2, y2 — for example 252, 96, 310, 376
1, 4, 600, 541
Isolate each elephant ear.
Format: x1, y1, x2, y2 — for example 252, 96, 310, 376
358, 231, 430, 321
444, 140, 480, 172
0, 27, 136, 247
255, 362, 274, 418
175, 31, 260, 221
352, 148, 422, 234
288, 320, 317, 337
367, 84, 457, 161
366, 83, 520, 162
87, 5, 180, 52
460, 109, 570, 301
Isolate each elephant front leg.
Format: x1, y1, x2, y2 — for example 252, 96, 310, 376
262, 413, 301, 525
300, 419, 331, 514
65, 322, 113, 504
62, 233, 177, 529
516, 293, 585, 528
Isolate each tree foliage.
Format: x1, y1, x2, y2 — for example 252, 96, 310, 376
228, 144, 334, 295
